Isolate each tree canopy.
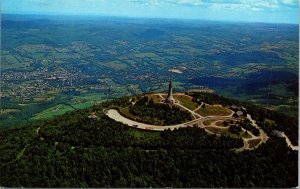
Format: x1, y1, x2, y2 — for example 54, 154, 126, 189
0, 92, 297, 187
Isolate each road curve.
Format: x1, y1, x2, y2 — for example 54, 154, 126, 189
281, 132, 298, 151
105, 109, 200, 131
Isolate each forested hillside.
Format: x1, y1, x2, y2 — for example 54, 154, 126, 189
0, 94, 298, 187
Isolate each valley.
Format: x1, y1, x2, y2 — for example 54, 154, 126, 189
1, 15, 298, 127
1, 0, 299, 188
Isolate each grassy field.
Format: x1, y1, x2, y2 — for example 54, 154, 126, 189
0, 109, 20, 115
33, 96, 55, 103
134, 52, 161, 59
174, 95, 198, 110
72, 93, 107, 104
205, 126, 252, 139
103, 60, 127, 70
215, 121, 224, 126
248, 138, 262, 148
112, 87, 130, 94
197, 105, 232, 117
146, 94, 163, 103
1, 52, 30, 70
203, 120, 215, 126
33, 102, 92, 120
205, 126, 228, 135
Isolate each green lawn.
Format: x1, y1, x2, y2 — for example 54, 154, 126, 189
174, 95, 198, 110
197, 105, 232, 117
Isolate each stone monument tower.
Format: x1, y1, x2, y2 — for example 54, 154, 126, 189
165, 81, 175, 103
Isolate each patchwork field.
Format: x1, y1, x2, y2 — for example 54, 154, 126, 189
33, 102, 92, 120
1, 15, 298, 127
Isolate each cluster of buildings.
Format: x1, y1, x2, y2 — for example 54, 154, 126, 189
230, 105, 247, 118
1, 67, 83, 82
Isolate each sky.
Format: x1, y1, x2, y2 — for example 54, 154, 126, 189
2, 0, 299, 24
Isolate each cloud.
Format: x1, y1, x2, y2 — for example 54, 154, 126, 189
128, 0, 202, 7
138, 0, 297, 11
207, 0, 281, 11
169, 0, 202, 6
2, 0, 298, 23
281, 0, 296, 5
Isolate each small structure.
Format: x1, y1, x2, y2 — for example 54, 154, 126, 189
241, 106, 248, 116
271, 130, 284, 138
233, 111, 244, 118
230, 105, 239, 112
88, 114, 98, 119
231, 105, 247, 117
164, 81, 175, 103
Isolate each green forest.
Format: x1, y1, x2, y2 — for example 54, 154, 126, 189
129, 96, 191, 125
0, 92, 298, 187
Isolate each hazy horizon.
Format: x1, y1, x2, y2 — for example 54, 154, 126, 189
2, 0, 299, 24
2, 13, 299, 26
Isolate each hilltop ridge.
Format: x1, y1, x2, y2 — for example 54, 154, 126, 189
0, 92, 298, 187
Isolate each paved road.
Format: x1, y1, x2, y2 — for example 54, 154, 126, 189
281, 132, 298, 151
104, 93, 297, 151
106, 109, 200, 131
106, 108, 256, 151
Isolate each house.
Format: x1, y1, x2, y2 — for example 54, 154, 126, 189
233, 111, 244, 118
230, 105, 239, 112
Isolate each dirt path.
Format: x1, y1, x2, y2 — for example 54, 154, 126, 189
246, 114, 268, 146
157, 93, 202, 119
193, 102, 203, 112
175, 102, 203, 119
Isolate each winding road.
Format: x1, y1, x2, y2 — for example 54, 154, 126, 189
104, 93, 298, 151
